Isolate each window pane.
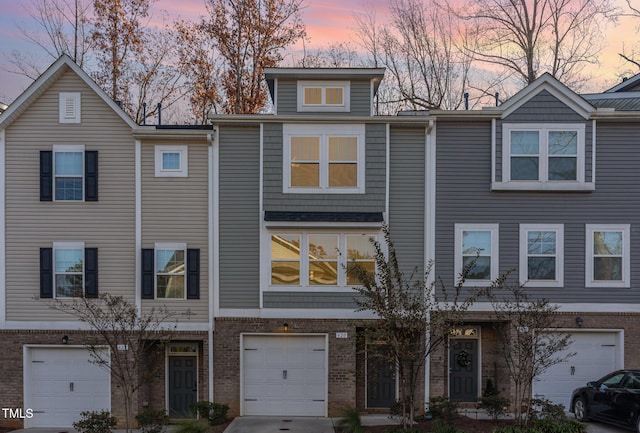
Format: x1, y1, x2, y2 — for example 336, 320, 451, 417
304, 87, 322, 104
309, 235, 338, 259
271, 234, 300, 285
463, 256, 491, 280
326, 87, 343, 104
309, 234, 338, 285
156, 250, 185, 274
347, 235, 376, 260
528, 231, 556, 255
271, 235, 300, 259
329, 163, 357, 187
548, 157, 576, 180
594, 257, 622, 281
291, 163, 319, 187
329, 137, 357, 161
462, 231, 491, 255
55, 249, 83, 272
55, 178, 83, 200
157, 275, 185, 298
594, 232, 623, 255
291, 137, 319, 161
549, 131, 577, 155
56, 274, 83, 297
510, 131, 539, 154
271, 261, 300, 285
162, 152, 181, 170
55, 151, 83, 175
511, 157, 539, 180
347, 262, 375, 285
528, 257, 556, 280
309, 261, 338, 285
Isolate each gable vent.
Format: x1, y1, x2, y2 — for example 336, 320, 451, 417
59, 92, 81, 123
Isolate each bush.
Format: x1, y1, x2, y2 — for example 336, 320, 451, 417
174, 420, 209, 433
477, 379, 509, 420
135, 409, 169, 433
335, 406, 363, 433
429, 396, 458, 423
73, 410, 117, 433
530, 419, 587, 433
190, 401, 229, 425
432, 419, 466, 433
528, 398, 567, 422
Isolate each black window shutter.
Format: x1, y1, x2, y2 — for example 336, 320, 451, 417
85, 151, 98, 201
40, 248, 53, 298
187, 249, 200, 299
142, 249, 155, 299
84, 248, 98, 298
40, 151, 53, 201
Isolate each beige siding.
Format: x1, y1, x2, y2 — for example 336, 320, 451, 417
140, 139, 209, 321
5, 70, 136, 320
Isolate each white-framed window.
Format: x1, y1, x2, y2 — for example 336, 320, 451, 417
155, 243, 186, 298
297, 81, 350, 112
53, 144, 84, 201
59, 92, 81, 123
53, 242, 84, 298
519, 224, 564, 287
454, 224, 499, 286
585, 224, 630, 288
268, 231, 377, 290
501, 123, 586, 189
155, 145, 188, 177
283, 124, 365, 193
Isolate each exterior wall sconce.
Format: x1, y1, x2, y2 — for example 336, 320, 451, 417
575, 317, 583, 327
283, 323, 289, 332
62, 335, 69, 344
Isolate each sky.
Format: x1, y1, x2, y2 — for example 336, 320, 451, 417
0, 0, 637, 105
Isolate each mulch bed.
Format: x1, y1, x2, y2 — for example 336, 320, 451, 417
360, 414, 517, 432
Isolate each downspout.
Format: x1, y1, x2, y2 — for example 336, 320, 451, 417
135, 139, 142, 315
208, 129, 219, 403
424, 119, 435, 414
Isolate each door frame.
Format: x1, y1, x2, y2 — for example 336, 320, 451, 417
448, 326, 481, 401
165, 342, 199, 418
365, 341, 398, 409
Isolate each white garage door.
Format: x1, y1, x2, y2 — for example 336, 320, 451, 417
533, 331, 621, 409
25, 347, 111, 428
242, 335, 327, 416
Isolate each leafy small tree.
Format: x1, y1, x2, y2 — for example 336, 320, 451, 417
48, 294, 184, 433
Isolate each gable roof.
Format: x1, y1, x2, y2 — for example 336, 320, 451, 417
0, 54, 139, 130
499, 73, 595, 119
604, 73, 640, 93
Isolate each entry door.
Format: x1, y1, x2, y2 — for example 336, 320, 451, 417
449, 339, 478, 402
367, 345, 396, 408
168, 356, 198, 418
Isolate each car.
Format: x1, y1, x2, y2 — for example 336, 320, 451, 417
570, 369, 640, 433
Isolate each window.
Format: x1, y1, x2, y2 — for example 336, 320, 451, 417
519, 224, 564, 287
39, 243, 98, 299
155, 145, 188, 177
59, 92, 81, 123
283, 124, 365, 193
586, 224, 630, 288
40, 146, 98, 201
455, 224, 499, 286
141, 245, 200, 299
269, 232, 377, 290
297, 81, 350, 112
499, 123, 587, 190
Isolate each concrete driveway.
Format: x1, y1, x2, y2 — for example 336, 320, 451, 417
222, 417, 335, 433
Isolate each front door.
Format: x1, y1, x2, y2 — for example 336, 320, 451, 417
449, 339, 478, 402
367, 345, 396, 408
169, 356, 198, 418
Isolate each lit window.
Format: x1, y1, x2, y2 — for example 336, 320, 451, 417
586, 225, 630, 288
298, 81, 350, 112
519, 224, 564, 287
155, 146, 188, 177
455, 224, 499, 286
271, 234, 301, 285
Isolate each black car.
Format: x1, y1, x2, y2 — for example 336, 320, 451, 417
570, 369, 640, 433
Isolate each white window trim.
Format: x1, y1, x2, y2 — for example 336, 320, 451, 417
519, 224, 564, 288
53, 241, 85, 298
53, 144, 85, 202
283, 123, 365, 194
297, 80, 350, 112
585, 224, 630, 288
59, 92, 81, 123
155, 145, 188, 177
154, 242, 187, 299
496, 123, 587, 191
263, 230, 379, 292
454, 224, 499, 287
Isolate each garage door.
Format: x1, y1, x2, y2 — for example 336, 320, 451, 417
533, 331, 621, 409
25, 347, 110, 428
242, 335, 327, 416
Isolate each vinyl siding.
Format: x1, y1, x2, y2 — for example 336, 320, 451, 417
5, 70, 136, 320
141, 139, 209, 321
436, 119, 640, 303
218, 126, 261, 309
263, 292, 359, 309
275, 79, 372, 116
263, 123, 386, 212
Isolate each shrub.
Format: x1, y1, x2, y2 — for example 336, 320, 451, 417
432, 419, 466, 433
429, 396, 458, 423
174, 420, 209, 433
477, 379, 509, 420
530, 419, 587, 433
528, 398, 567, 422
73, 410, 117, 433
190, 401, 229, 426
334, 406, 363, 433
135, 409, 169, 433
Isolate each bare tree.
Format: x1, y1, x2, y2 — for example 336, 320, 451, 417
617, 1, 640, 71
448, 0, 617, 88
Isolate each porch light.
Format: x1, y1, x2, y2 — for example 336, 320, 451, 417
283, 323, 289, 332
62, 335, 69, 344
575, 317, 583, 327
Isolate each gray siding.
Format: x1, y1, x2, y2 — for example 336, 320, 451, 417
263, 292, 359, 309
389, 127, 425, 276
275, 79, 372, 116
219, 126, 261, 308
263, 123, 386, 212
436, 119, 640, 303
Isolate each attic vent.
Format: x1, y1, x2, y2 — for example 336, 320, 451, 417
59, 92, 81, 123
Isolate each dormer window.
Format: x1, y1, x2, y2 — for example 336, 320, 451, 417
297, 81, 350, 112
